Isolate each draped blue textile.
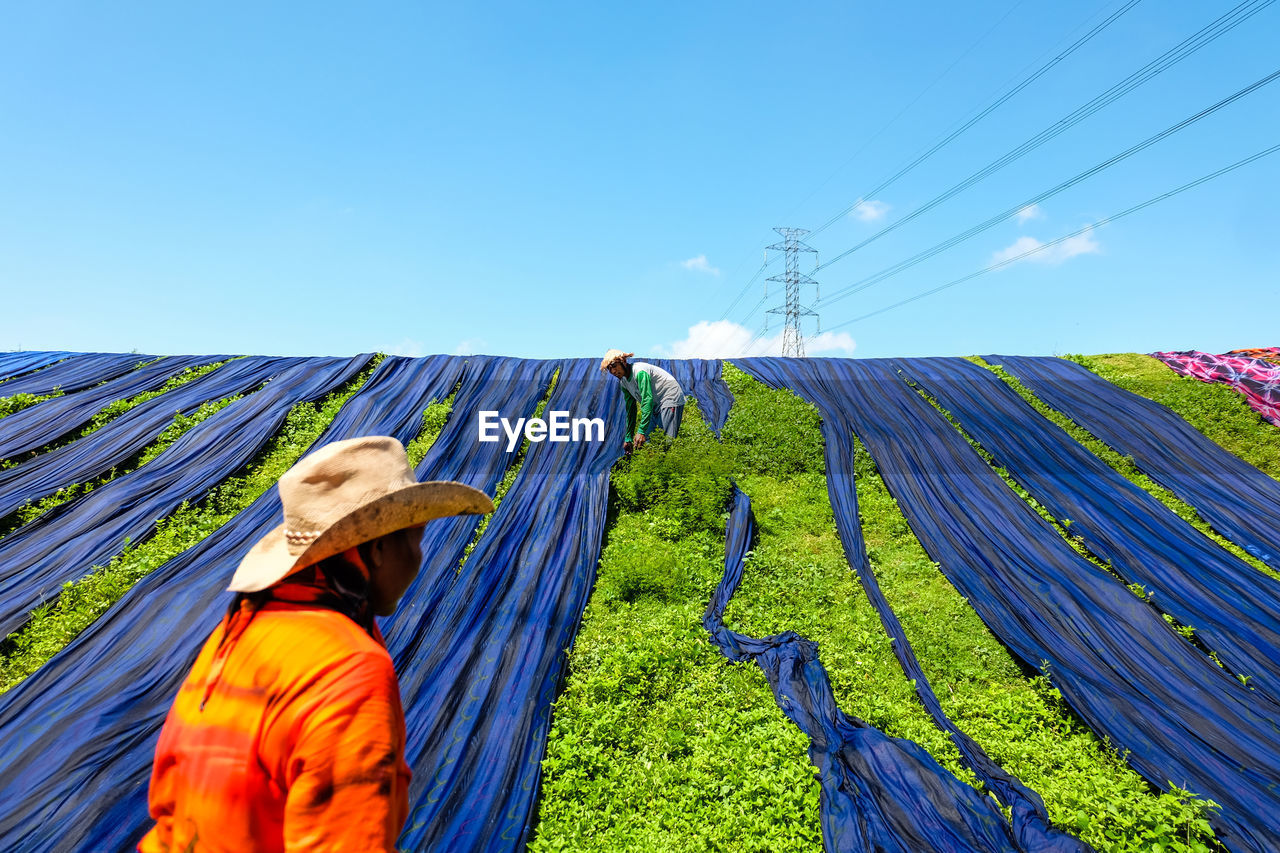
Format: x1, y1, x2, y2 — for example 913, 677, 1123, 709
389, 358, 624, 852
899, 357, 1280, 706
706, 487, 1063, 852
0, 354, 466, 852
990, 355, 1280, 569
0, 356, 302, 522
0, 354, 221, 461
0, 354, 370, 638
0, 352, 151, 401
649, 358, 734, 436
735, 361, 1088, 851
383, 356, 560, 662
739, 357, 1280, 853
0, 351, 73, 383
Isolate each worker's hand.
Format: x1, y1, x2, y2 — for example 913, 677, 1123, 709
634, 433, 646, 448
623, 441, 633, 454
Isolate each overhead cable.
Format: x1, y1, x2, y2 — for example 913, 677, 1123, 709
807, 0, 1148, 241
792, 0, 1037, 233
823, 140, 1280, 330
814, 0, 1275, 272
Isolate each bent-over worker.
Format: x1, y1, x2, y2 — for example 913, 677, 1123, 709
600, 349, 685, 452
138, 436, 493, 853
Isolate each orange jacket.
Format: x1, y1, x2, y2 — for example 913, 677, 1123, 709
138, 580, 411, 852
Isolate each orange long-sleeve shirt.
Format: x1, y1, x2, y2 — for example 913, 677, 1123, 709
139, 587, 411, 853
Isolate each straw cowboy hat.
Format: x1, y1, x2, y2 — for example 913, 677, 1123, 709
600, 349, 633, 372
228, 435, 493, 593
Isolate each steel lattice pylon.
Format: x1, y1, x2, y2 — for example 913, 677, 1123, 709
764, 227, 819, 357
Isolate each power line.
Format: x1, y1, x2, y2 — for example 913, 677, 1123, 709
734, 323, 770, 358
719, 0, 1113, 325
740, 292, 769, 324
816, 65, 1280, 308
814, 0, 1275, 273
720, 261, 770, 320
786, 0, 1034, 225
823, 141, 1280, 331
806, 0, 1147, 241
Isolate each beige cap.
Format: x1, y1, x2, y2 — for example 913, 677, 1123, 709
227, 435, 493, 593
600, 349, 634, 372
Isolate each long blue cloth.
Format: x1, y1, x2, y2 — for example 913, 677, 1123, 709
0, 354, 466, 851
741, 357, 1280, 853
389, 357, 624, 852
0, 354, 221, 461
900, 357, 1280, 706
0, 356, 303, 522
650, 358, 734, 436
0, 352, 151, 401
736, 360, 1089, 851
383, 356, 560, 663
706, 487, 1067, 852
990, 354, 1280, 569
0, 354, 370, 638
0, 351, 73, 384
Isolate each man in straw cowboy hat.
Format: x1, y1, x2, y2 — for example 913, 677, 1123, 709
600, 349, 686, 453
139, 436, 493, 853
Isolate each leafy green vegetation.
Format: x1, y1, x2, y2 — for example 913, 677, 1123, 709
533, 396, 823, 852
0, 358, 383, 694
532, 364, 1221, 852
407, 397, 456, 467
0, 391, 63, 421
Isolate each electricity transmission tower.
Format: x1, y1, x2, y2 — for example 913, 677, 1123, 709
764, 227, 820, 357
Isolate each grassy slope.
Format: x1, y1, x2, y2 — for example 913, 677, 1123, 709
533, 365, 1218, 852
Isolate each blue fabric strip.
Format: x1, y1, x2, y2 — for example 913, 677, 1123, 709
737, 359, 1089, 851
991, 354, 1280, 569
0, 356, 303, 522
0, 352, 152, 401
900, 356, 1280, 707
0, 354, 223, 461
391, 358, 625, 852
0, 351, 74, 384
649, 357, 734, 436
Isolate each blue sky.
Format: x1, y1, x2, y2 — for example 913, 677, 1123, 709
2, 1, 1276, 360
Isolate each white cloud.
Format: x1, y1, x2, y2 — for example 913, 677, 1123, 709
1016, 204, 1043, 224
385, 338, 425, 357
680, 254, 721, 276
990, 227, 1100, 266
452, 337, 487, 356
652, 319, 855, 358
850, 199, 890, 222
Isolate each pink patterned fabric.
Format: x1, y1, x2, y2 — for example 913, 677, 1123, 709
1151, 349, 1280, 426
